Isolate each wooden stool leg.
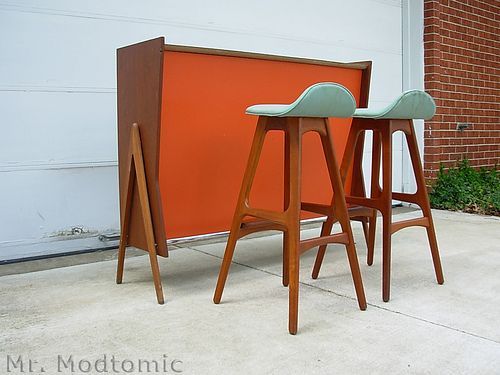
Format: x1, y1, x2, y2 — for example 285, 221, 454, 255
367, 210, 378, 266
322, 120, 366, 310
214, 121, 268, 304
288, 222, 300, 335
282, 236, 289, 287
213, 218, 243, 304
283, 131, 290, 287
368, 130, 382, 266
311, 216, 334, 279
381, 125, 393, 302
350, 128, 379, 266
360, 217, 369, 247
286, 121, 302, 335
312, 121, 361, 279
405, 122, 444, 284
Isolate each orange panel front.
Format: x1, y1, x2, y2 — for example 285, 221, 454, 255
159, 51, 362, 239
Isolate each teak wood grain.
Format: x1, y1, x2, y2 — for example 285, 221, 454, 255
116, 123, 164, 304
117, 37, 168, 257
213, 117, 367, 335
312, 118, 445, 302
116, 36, 373, 305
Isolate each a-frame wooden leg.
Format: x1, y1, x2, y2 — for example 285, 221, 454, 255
116, 123, 164, 304
321, 119, 366, 310
405, 121, 444, 285
286, 120, 302, 335
214, 119, 268, 304
116, 153, 135, 285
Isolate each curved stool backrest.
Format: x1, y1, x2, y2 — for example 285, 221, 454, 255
355, 90, 436, 120
246, 82, 356, 118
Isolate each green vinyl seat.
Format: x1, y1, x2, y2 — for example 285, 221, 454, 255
245, 82, 356, 118
354, 89, 436, 120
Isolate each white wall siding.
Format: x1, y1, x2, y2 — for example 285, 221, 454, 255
0, 0, 408, 260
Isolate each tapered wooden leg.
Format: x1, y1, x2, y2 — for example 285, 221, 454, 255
283, 131, 290, 287
214, 121, 268, 304
360, 218, 369, 245
146, 241, 164, 305
312, 121, 362, 279
288, 223, 300, 335
368, 130, 382, 266
367, 210, 377, 266
116, 155, 135, 285
423, 214, 444, 284
405, 122, 444, 284
130, 124, 165, 304
117, 125, 164, 304
344, 234, 367, 310
116, 240, 127, 284
358, 216, 376, 265
213, 216, 244, 304
381, 209, 392, 302
381, 126, 393, 302
321, 120, 366, 310
286, 121, 302, 335
283, 233, 289, 287
311, 216, 334, 279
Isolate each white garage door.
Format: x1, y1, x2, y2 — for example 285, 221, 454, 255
0, 0, 416, 261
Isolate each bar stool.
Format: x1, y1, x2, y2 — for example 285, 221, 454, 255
213, 83, 367, 335
312, 90, 445, 302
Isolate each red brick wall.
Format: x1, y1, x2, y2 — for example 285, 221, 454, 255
423, 0, 499, 181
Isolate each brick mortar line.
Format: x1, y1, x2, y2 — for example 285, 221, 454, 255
437, 20, 499, 35
440, 3, 500, 22
184, 245, 500, 345
425, 60, 500, 71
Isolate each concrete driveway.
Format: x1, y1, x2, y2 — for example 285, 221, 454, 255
1, 209, 499, 374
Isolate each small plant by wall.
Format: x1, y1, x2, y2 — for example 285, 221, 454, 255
429, 159, 499, 216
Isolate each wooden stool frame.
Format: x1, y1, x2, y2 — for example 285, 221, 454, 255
313, 117, 445, 301
213, 116, 367, 335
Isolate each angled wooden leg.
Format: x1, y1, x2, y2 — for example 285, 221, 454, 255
381, 124, 393, 302
283, 131, 290, 287
116, 153, 135, 285
359, 217, 369, 248
130, 124, 164, 304
312, 121, 361, 279
367, 210, 378, 266
321, 120, 366, 310
213, 216, 244, 304
311, 216, 334, 279
214, 119, 268, 304
286, 120, 302, 335
405, 122, 444, 284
